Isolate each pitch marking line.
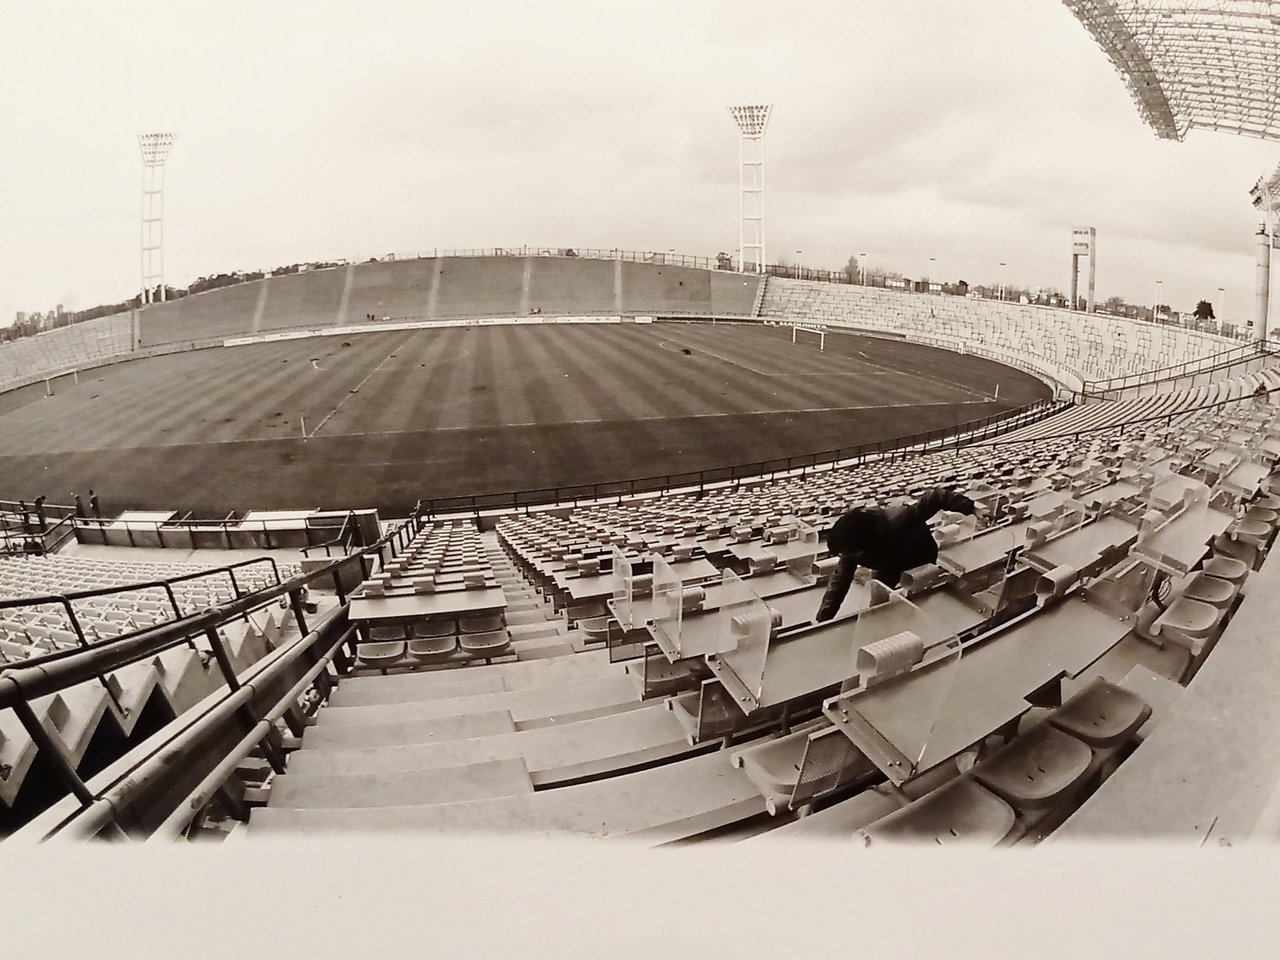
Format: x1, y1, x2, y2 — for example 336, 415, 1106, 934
306, 330, 421, 438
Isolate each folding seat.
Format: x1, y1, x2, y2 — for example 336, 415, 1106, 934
971, 725, 1093, 811
356, 641, 406, 673
857, 776, 1017, 847
407, 628, 458, 664
577, 617, 612, 645
459, 613, 504, 634
1179, 573, 1237, 611
458, 630, 512, 663
1047, 678, 1151, 749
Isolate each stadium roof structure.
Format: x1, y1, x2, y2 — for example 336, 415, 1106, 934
1064, 0, 1280, 142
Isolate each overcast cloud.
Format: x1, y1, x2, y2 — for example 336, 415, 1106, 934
2, 0, 1277, 325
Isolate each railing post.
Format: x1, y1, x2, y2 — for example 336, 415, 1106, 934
288, 589, 309, 638
11, 695, 97, 808
204, 625, 241, 691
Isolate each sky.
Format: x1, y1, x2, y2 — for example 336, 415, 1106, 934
1, 0, 1278, 325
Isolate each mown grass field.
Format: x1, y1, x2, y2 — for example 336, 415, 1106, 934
0, 321, 1049, 515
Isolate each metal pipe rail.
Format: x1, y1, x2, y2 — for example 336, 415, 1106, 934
13, 608, 354, 842
0, 508, 423, 825
1079, 341, 1278, 400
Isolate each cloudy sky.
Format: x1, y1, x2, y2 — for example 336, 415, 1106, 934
2, 0, 1277, 325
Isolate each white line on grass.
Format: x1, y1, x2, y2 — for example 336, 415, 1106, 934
305, 330, 420, 438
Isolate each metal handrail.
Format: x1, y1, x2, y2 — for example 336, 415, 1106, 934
300, 511, 359, 559
1080, 340, 1277, 398
0, 509, 420, 686
967, 382, 1280, 449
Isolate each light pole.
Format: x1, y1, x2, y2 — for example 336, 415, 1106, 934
1153, 279, 1163, 323
1218, 286, 1226, 329
728, 105, 772, 274
138, 132, 176, 304
999, 261, 1007, 301
796, 250, 802, 277
928, 257, 936, 281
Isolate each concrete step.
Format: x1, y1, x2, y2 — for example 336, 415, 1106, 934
328, 650, 611, 704
302, 709, 517, 749
315, 676, 639, 729
507, 622, 565, 642
248, 747, 765, 840
287, 704, 687, 779
270, 757, 534, 809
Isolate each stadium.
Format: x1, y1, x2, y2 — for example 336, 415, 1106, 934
6, 0, 1280, 877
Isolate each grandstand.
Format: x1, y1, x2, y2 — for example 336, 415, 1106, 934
4, 245, 1280, 849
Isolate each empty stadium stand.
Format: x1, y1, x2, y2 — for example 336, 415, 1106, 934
5, 252, 1280, 846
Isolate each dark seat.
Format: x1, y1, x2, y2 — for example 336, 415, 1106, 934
459, 613, 504, 634
414, 617, 456, 639
1048, 678, 1151, 748
858, 776, 1016, 847
459, 629, 512, 662
408, 634, 458, 663
971, 725, 1092, 810
356, 641, 406, 672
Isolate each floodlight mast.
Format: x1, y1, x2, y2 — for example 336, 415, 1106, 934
1250, 161, 1280, 342
139, 133, 175, 305
729, 105, 771, 274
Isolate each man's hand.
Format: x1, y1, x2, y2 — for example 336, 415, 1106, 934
852, 564, 874, 586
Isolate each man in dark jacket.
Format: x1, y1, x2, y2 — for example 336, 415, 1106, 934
815, 487, 978, 622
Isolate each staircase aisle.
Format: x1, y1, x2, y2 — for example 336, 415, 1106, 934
481, 530, 579, 660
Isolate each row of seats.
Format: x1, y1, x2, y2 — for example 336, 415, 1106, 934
353, 521, 511, 670
759, 276, 1242, 385
0, 554, 299, 659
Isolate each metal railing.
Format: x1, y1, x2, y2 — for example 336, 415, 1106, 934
300, 511, 361, 559
1079, 340, 1279, 401
417, 397, 1066, 517
0, 507, 427, 839
73, 514, 357, 552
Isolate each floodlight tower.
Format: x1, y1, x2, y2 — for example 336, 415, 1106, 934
728, 105, 771, 274
1250, 160, 1280, 343
138, 133, 176, 304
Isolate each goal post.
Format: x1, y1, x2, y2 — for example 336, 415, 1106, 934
791, 323, 826, 351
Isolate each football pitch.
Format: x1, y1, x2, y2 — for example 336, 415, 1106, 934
0, 322, 1050, 515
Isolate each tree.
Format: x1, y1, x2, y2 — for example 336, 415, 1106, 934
1194, 300, 1215, 321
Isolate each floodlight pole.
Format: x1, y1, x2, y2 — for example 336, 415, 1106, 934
729, 105, 771, 274
139, 133, 176, 305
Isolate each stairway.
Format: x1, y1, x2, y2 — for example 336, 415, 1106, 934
481, 531, 578, 659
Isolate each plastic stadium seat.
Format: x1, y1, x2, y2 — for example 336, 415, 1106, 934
459, 613, 503, 634
407, 635, 458, 664
858, 776, 1017, 847
356, 641, 406, 672
414, 617, 456, 639
578, 617, 611, 644
1048, 678, 1151, 749
971, 725, 1093, 811
458, 630, 511, 661
1202, 555, 1248, 585
1180, 574, 1236, 610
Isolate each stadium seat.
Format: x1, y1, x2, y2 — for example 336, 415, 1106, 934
1048, 679, 1151, 749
